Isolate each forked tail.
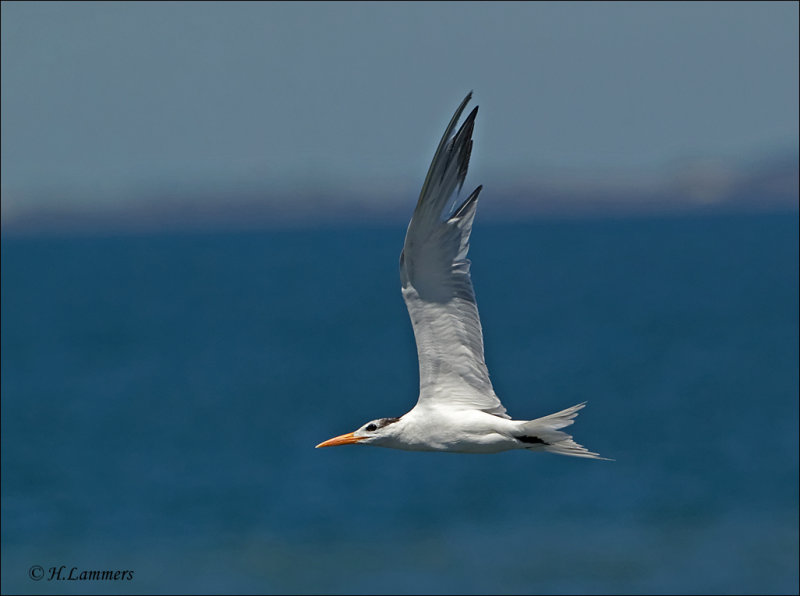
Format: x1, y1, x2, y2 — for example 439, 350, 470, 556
518, 402, 611, 460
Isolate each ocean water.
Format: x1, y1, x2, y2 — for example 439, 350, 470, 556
1, 213, 798, 595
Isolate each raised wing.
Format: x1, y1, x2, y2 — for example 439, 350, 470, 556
400, 93, 509, 418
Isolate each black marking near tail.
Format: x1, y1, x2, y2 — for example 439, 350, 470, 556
516, 435, 550, 446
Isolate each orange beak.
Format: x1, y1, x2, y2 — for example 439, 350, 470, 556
315, 431, 365, 448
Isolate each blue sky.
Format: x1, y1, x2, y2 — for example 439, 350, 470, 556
1, 1, 797, 214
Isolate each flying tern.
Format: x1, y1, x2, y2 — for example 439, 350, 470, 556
317, 93, 606, 458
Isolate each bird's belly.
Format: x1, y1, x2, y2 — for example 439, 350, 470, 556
400, 435, 516, 453
397, 420, 519, 453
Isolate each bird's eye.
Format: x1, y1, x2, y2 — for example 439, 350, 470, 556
366, 423, 377, 432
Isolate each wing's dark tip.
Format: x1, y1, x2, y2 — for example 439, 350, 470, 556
516, 435, 550, 446
448, 105, 478, 191
455, 107, 479, 146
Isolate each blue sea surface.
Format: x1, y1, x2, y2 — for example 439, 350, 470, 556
2, 213, 798, 594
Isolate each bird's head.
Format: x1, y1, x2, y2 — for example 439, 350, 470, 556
315, 417, 401, 448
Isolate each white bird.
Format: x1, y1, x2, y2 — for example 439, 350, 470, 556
317, 93, 606, 458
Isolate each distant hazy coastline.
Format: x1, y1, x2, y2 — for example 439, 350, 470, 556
2, 153, 797, 235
